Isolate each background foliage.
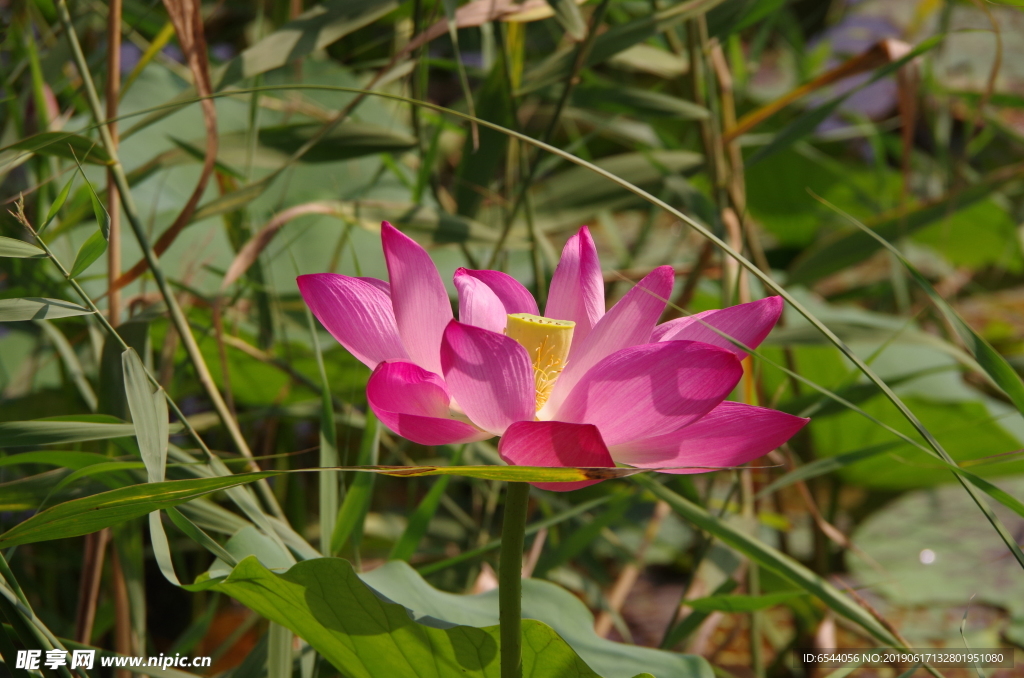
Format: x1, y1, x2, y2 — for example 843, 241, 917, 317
1, 0, 1024, 676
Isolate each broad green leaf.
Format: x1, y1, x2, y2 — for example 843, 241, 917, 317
361, 560, 711, 678
0, 131, 112, 164
68, 228, 108, 278
849, 476, 1024, 619
634, 476, 900, 646
0, 298, 93, 321
188, 556, 708, 678
0, 416, 135, 446
0, 236, 45, 258
686, 591, 806, 613
0, 472, 276, 547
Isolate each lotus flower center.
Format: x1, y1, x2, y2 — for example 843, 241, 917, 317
505, 313, 575, 412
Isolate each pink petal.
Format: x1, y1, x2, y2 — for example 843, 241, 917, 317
367, 361, 491, 446
498, 421, 614, 492
557, 340, 742, 447
652, 296, 783, 357
440, 321, 535, 436
382, 222, 453, 375
610, 401, 808, 473
358, 277, 392, 297
543, 266, 674, 417
457, 268, 539, 316
297, 273, 409, 370
544, 226, 604, 350
454, 271, 513, 334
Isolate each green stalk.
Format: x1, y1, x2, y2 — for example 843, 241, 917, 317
53, 0, 284, 520
499, 482, 530, 678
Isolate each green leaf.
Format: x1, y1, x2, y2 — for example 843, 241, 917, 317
0, 450, 113, 470
36, 320, 98, 412
0, 415, 134, 446
534, 491, 634, 578
122, 349, 168, 483
521, 0, 729, 93
0, 472, 276, 547
849, 476, 1024, 619
124, 0, 398, 138
68, 228, 108, 279
820, 197, 1024, 416
188, 556, 711, 678
331, 411, 380, 556
755, 442, 901, 499
788, 169, 1021, 285
0, 131, 112, 164
634, 476, 900, 646
41, 174, 75, 230
572, 84, 710, 120
0, 236, 45, 259
546, 0, 588, 41
0, 298, 93, 321
388, 446, 465, 562
686, 591, 806, 613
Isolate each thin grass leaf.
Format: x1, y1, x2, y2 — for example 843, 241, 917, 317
0, 451, 112, 470
0, 298, 93, 321
35, 320, 98, 411
0, 472, 277, 548
417, 495, 617, 575
165, 507, 238, 568
687, 591, 806, 613
40, 174, 75, 231
0, 131, 112, 164
815, 193, 1024, 415
330, 411, 380, 556
546, 0, 588, 41
0, 236, 46, 258
789, 167, 1022, 285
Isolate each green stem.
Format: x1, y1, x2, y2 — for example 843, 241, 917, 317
499, 482, 530, 678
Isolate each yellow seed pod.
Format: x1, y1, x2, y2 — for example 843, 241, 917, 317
505, 313, 575, 411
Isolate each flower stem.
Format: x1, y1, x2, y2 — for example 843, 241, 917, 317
499, 482, 530, 678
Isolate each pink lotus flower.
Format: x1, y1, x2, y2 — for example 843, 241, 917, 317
298, 223, 808, 491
